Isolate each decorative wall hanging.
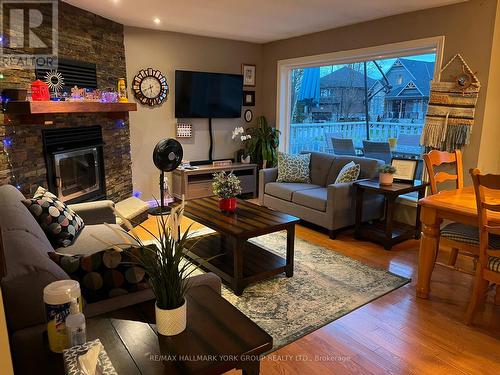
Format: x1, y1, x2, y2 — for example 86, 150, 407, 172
176, 122, 192, 138
421, 54, 480, 151
132, 68, 169, 107
44, 70, 65, 97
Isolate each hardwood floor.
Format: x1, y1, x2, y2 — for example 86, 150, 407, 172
136, 216, 500, 375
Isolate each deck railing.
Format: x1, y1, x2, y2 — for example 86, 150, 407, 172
289, 121, 423, 154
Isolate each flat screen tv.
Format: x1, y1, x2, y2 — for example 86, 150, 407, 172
175, 70, 243, 118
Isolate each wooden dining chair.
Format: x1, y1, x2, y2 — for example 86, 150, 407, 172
423, 149, 479, 273
466, 169, 500, 324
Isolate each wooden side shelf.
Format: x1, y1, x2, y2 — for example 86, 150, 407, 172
5, 101, 137, 115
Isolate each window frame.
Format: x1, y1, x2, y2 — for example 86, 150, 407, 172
276, 36, 445, 153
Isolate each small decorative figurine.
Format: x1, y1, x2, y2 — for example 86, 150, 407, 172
70, 86, 85, 101
117, 78, 128, 103
31, 80, 50, 101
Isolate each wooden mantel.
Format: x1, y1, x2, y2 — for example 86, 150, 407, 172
5, 101, 137, 114
2, 101, 137, 125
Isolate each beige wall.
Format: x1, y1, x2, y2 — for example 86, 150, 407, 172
261, 0, 499, 176
124, 27, 263, 200
0, 291, 13, 375
478, 1, 500, 173
124, 0, 500, 201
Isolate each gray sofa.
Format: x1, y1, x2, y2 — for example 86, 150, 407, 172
259, 152, 384, 238
0, 185, 221, 346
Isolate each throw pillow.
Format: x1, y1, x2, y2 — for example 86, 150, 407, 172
334, 161, 361, 184
49, 247, 150, 303
276, 152, 311, 183
23, 187, 85, 247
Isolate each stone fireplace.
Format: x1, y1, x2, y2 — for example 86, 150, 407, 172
0, 2, 133, 203
42, 125, 106, 203
0, 114, 133, 202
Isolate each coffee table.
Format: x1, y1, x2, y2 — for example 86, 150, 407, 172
14, 286, 273, 375
183, 197, 299, 295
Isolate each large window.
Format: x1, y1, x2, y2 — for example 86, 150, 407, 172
288, 54, 436, 158
278, 38, 444, 176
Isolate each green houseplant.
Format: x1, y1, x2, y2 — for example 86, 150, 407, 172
246, 116, 280, 168
105, 203, 197, 336
378, 164, 397, 186
212, 171, 242, 212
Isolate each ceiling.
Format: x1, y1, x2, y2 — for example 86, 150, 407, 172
63, 0, 465, 43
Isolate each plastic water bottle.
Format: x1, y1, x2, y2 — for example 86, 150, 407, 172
66, 298, 86, 347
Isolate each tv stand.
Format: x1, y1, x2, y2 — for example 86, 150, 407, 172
172, 163, 257, 200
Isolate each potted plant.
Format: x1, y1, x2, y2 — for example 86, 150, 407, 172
106, 203, 195, 336
246, 116, 280, 168
212, 171, 242, 212
379, 164, 397, 185
232, 126, 252, 163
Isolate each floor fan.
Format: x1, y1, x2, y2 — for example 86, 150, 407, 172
149, 138, 183, 216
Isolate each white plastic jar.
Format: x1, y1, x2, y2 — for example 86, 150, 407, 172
43, 280, 81, 353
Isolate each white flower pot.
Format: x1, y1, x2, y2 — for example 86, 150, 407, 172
379, 172, 394, 186
241, 155, 251, 164
155, 300, 187, 336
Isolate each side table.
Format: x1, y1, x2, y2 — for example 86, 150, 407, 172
13, 285, 272, 375
354, 179, 428, 250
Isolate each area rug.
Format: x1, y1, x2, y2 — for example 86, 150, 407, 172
190, 228, 410, 351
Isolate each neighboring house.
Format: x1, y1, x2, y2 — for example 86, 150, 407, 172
315, 66, 376, 122
370, 58, 435, 122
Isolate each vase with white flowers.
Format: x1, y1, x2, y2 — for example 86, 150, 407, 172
232, 126, 252, 163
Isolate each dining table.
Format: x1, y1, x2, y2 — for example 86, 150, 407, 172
417, 186, 500, 299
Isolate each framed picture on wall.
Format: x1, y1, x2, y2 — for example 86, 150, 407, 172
243, 90, 255, 106
242, 64, 256, 86
244, 109, 253, 122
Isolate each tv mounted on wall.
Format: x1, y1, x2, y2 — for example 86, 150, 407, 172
175, 70, 243, 118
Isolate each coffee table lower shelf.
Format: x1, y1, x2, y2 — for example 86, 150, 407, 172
185, 233, 289, 295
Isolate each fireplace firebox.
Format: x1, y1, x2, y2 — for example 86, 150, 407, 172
42, 126, 106, 203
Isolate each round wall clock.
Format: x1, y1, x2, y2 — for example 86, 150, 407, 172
132, 68, 169, 107
244, 109, 253, 122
